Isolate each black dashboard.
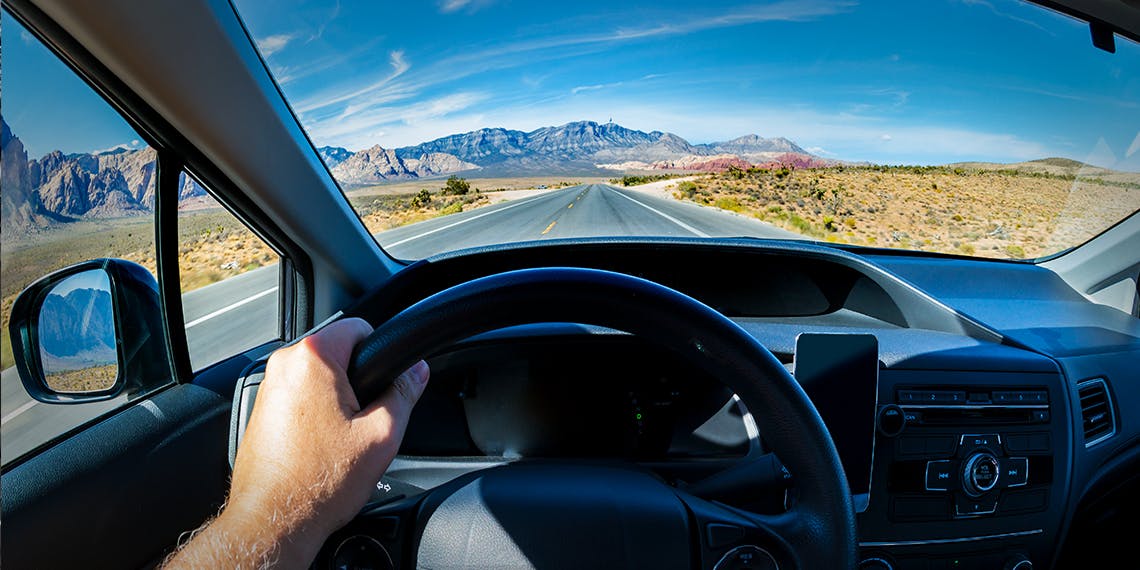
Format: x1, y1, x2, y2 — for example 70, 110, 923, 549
321, 238, 1140, 569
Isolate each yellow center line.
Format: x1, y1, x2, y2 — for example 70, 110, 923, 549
567, 203, 574, 209
541, 221, 557, 235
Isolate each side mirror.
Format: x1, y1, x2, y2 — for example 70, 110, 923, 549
8, 259, 173, 404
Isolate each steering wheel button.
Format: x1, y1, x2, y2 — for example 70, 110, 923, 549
707, 523, 745, 548
714, 545, 779, 570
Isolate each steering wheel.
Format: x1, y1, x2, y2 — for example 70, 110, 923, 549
347, 266, 856, 569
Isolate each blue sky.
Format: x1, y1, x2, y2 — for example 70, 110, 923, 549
4, 1, 1138, 168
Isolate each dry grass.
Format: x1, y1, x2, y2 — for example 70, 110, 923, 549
45, 364, 118, 393
674, 165, 1138, 258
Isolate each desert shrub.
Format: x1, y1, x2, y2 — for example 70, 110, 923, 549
714, 197, 743, 212
412, 189, 432, 208
442, 175, 470, 196
438, 202, 463, 215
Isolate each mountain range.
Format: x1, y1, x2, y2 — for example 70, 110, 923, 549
320, 120, 820, 184
3, 115, 819, 235
2, 116, 206, 235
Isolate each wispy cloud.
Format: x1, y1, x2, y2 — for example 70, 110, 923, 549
439, 0, 495, 14
19, 29, 35, 44
607, 0, 855, 41
297, 49, 412, 113
958, 0, 1053, 35
306, 0, 341, 43
257, 34, 296, 57
308, 91, 486, 147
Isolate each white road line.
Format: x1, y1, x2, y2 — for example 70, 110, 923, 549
605, 186, 710, 238
385, 193, 554, 248
185, 286, 278, 329
1, 400, 38, 425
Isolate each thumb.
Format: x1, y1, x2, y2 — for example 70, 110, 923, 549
356, 360, 430, 435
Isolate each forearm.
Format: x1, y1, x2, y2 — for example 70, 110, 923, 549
161, 501, 322, 570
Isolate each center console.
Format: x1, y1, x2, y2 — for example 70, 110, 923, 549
857, 369, 1069, 570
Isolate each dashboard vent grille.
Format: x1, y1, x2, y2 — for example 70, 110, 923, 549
1078, 378, 1115, 447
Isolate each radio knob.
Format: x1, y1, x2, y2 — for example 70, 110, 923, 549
859, 557, 894, 570
962, 452, 1000, 496
876, 404, 907, 437
1003, 555, 1033, 570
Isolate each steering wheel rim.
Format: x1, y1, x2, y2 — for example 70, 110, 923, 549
348, 266, 856, 569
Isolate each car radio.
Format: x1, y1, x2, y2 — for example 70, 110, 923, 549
881, 386, 1053, 522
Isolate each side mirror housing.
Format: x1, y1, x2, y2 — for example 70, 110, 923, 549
8, 259, 173, 404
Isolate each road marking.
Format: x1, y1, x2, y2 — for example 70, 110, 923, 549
567, 203, 574, 209
1, 400, 37, 425
541, 221, 557, 235
605, 187, 710, 237
386, 193, 550, 248
185, 286, 278, 329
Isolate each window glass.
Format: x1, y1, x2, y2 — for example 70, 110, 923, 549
177, 172, 281, 371
1, 12, 162, 463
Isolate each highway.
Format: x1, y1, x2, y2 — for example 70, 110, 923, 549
1, 184, 802, 462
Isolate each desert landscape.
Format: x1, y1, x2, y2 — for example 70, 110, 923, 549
4, 116, 1138, 370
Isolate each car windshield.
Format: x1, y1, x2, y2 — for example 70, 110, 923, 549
233, 0, 1138, 261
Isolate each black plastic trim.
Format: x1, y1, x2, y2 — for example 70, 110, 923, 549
156, 151, 194, 383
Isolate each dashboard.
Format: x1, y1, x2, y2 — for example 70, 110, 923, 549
237, 238, 1139, 569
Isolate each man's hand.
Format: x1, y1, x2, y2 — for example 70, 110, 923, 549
163, 318, 430, 568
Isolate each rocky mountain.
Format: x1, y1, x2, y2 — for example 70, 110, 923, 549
317, 146, 353, 168
389, 121, 819, 174
2, 116, 206, 237
39, 286, 117, 366
2, 118, 57, 234
330, 145, 479, 185
395, 127, 531, 164
697, 134, 807, 159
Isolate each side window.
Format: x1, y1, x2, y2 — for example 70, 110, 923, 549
177, 172, 281, 371
1, 13, 162, 463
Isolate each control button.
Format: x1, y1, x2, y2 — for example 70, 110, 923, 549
926, 436, 957, 456
902, 410, 921, 424
877, 405, 907, 437
959, 433, 1001, 453
942, 391, 967, 404
925, 460, 957, 491
962, 452, 1000, 496
713, 545, 778, 570
897, 437, 926, 457
999, 489, 1047, 513
1031, 410, 1050, 423
1025, 391, 1048, 403
707, 523, 745, 549
1005, 432, 1050, 453
955, 495, 998, 517
1001, 457, 1029, 487
891, 496, 950, 521
992, 391, 1016, 403
898, 390, 922, 404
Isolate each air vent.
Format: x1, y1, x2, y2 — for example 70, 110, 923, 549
1078, 378, 1115, 447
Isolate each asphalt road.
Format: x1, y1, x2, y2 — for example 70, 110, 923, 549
1, 184, 801, 463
